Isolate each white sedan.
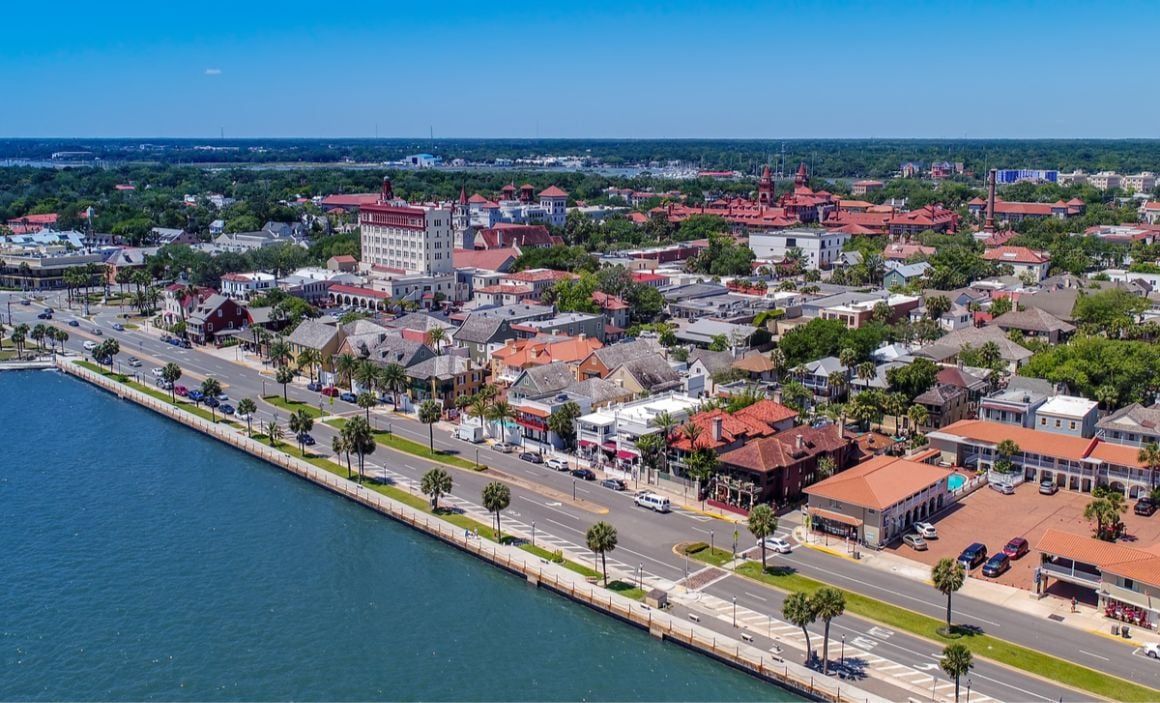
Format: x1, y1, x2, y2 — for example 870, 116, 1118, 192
913, 522, 938, 539
761, 537, 793, 554
151, 367, 165, 377
1145, 642, 1160, 660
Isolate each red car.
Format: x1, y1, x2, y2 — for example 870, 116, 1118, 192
1003, 537, 1029, 560
320, 386, 340, 397
174, 385, 189, 397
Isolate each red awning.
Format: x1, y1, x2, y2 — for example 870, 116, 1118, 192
808, 507, 863, 527
579, 440, 596, 448
601, 441, 618, 450
616, 450, 638, 460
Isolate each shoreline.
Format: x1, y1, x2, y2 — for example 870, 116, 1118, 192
55, 358, 881, 703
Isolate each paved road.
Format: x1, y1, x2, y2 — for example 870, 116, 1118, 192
8, 294, 1159, 701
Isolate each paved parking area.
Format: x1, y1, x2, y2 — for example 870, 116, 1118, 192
885, 482, 1160, 589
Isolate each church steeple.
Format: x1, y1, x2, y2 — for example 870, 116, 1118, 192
794, 162, 808, 188
758, 166, 774, 206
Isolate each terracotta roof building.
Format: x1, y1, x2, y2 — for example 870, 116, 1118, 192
717, 424, 854, 509
1035, 528, 1160, 625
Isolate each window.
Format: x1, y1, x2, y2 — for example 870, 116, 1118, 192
1069, 421, 1076, 430
1055, 419, 1061, 428
1040, 417, 1047, 426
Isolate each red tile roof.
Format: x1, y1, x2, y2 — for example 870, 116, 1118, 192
538, 185, 568, 198
330, 284, 389, 299
982, 246, 1049, 265
804, 454, 953, 510
720, 424, 847, 474
734, 399, 799, 426
453, 247, 519, 271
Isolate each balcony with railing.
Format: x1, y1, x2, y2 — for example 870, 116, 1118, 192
1040, 558, 1102, 586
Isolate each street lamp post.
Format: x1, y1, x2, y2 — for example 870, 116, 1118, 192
732, 596, 737, 628
262, 379, 267, 397
840, 634, 845, 664
638, 563, 643, 590
710, 531, 715, 553
966, 679, 972, 703
475, 447, 480, 469
684, 551, 689, 580
572, 479, 577, 501
531, 521, 536, 547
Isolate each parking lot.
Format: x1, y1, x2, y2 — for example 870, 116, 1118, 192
885, 481, 1160, 589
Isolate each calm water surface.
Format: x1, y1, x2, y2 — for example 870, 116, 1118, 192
0, 372, 798, 701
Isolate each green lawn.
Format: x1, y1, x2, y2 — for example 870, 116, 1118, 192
684, 551, 1159, 702
73, 361, 237, 426
325, 418, 482, 471
682, 542, 734, 567
607, 580, 647, 601
263, 395, 326, 419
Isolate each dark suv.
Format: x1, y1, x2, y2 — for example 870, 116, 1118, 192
957, 543, 988, 570
1135, 497, 1156, 517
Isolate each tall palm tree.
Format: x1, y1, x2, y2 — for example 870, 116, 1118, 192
161, 362, 183, 403
236, 398, 257, 437
357, 391, 378, 423
468, 395, 490, 430
268, 339, 292, 368
978, 340, 1001, 369
838, 347, 857, 380
488, 400, 516, 444
200, 377, 223, 422
275, 364, 296, 402
994, 439, 1020, 473
782, 591, 817, 664
334, 353, 358, 392
421, 467, 453, 510
426, 326, 446, 355
52, 328, 68, 355
907, 404, 929, 435
482, 481, 511, 541
586, 521, 619, 585
342, 416, 375, 481
826, 370, 847, 399
353, 360, 378, 393
382, 362, 408, 408
768, 347, 786, 381
811, 587, 846, 676
1138, 442, 1160, 489
289, 409, 314, 455
747, 503, 778, 572
884, 392, 909, 435
855, 361, 877, 390
29, 323, 46, 352
419, 400, 442, 453
331, 434, 353, 478
932, 557, 966, 630
297, 348, 321, 383
940, 644, 974, 703
264, 419, 283, 446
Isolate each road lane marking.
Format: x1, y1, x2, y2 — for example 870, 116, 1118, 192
743, 591, 768, 601
1079, 649, 1110, 661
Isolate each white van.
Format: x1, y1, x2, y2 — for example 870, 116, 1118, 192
634, 492, 671, 513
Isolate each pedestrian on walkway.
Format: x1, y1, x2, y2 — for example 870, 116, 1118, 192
1071, 597, 1078, 613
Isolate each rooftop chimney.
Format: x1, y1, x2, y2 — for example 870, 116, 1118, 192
984, 168, 997, 234
795, 434, 804, 450
712, 416, 723, 442
381, 176, 394, 203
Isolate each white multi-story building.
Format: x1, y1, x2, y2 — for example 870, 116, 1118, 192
1122, 172, 1157, 193
748, 229, 849, 270
359, 179, 454, 276
576, 393, 700, 471
1088, 171, 1122, 190
219, 272, 276, 300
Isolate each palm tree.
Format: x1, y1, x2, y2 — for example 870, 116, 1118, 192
268, 339, 292, 368
811, 587, 846, 675
160, 362, 182, 403
382, 362, 408, 408
884, 392, 909, 435
342, 416, 375, 481
331, 434, 353, 478
52, 328, 68, 355
334, 353, 358, 391
200, 377, 222, 422
651, 410, 678, 475
978, 340, 1001, 369
488, 400, 516, 444
685, 448, 718, 506
297, 348, 321, 383
826, 370, 847, 399
264, 419, 283, 446
838, 347, 857, 378
30, 323, 46, 352
782, 591, 817, 664
907, 404, 929, 435
275, 364, 295, 402
482, 481, 511, 540
421, 467, 453, 510
419, 400, 442, 453
940, 643, 974, 703
994, 439, 1020, 474
932, 557, 966, 631
747, 503, 778, 572
353, 360, 378, 393
1138, 442, 1160, 489
10, 324, 27, 359
426, 326, 446, 355
855, 361, 876, 390
237, 398, 257, 437
357, 391, 378, 423
468, 395, 490, 429
768, 347, 786, 380
586, 521, 619, 585
289, 409, 314, 455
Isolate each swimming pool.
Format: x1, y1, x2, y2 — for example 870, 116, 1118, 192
948, 474, 966, 491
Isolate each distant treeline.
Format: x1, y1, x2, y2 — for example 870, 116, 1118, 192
7, 138, 1160, 177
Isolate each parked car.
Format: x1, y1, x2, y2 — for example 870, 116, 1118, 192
339, 391, 357, 403
216, 393, 228, 402
307, 382, 322, 392
902, 534, 928, 551
187, 390, 205, 402
36, 311, 51, 320
633, 492, 671, 513
1003, 537, 1030, 559
151, 367, 165, 377
989, 482, 1015, 495
1039, 480, 1058, 495
219, 403, 235, 415
204, 397, 220, 408
600, 478, 626, 491
762, 537, 793, 554
321, 386, 339, 397
156, 379, 173, 390
519, 452, 543, 464
237, 412, 253, 423
546, 458, 570, 471
67, 319, 79, 327
913, 522, 938, 539
957, 543, 988, 570
571, 468, 596, 481
1145, 642, 1160, 659
127, 358, 142, 368
1135, 497, 1157, 517
491, 442, 516, 453
981, 553, 1011, 578
112, 323, 124, 331
83, 340, 98, 351
297, 433, 316, 446
160, 334, 172, 343
174, 385, 188, 397
179, 339, 191, 349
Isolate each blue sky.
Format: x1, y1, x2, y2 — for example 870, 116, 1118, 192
2, 0, 1157, 138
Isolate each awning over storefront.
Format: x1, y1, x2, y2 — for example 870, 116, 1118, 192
616, 450, 638, 460
579, 439, 596, 448
808, 507, 864, 527
602, 441, 618, 451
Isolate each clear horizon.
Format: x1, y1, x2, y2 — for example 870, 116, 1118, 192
4, 0, 1158, 140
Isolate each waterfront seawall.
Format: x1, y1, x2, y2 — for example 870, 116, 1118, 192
58, 359, 884, 703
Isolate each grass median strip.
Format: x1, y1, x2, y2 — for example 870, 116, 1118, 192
263, 395, 325, 419
75, 360, 238, 426
686, 547, 1159, 702
325, 418, 482, 471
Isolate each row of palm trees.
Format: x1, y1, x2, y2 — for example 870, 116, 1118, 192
0, 322, 70, 358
